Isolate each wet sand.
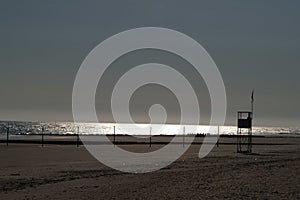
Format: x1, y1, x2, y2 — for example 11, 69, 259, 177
0, 136, 299, 199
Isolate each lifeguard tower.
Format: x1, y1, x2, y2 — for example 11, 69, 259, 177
237, 111, 253, 153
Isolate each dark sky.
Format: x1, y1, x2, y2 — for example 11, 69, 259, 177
0, 0, 299, 126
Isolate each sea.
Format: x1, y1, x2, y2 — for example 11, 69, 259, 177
0, 121, 299, 136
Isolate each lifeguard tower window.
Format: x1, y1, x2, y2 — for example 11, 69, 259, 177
238, 112, 252, 129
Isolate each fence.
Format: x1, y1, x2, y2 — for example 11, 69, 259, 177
0, 122, 81, 147
0, 122, 225, 147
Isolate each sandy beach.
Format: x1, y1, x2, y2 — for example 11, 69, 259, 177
0, 136, 299, 199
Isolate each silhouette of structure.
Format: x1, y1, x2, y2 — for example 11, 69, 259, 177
237, 111, 253, 153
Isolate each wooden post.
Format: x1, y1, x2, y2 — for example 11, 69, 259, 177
183, 126, 185, 148
113, 126, 116, 147
6, 126, 9, 146
77, 126, 79, 148
237, 112, 239, 153
41, 126, 44, 147
149, 126, 152, 147
30, 123, 33, 134
217, 125, 219, 147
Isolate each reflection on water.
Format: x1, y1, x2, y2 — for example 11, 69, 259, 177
0, 121, 299, 136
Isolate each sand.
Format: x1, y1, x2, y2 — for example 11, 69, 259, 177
0, 136, 299, 199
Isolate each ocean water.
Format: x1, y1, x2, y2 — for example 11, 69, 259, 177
0, 121, 299, 136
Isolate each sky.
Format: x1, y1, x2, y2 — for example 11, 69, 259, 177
0, 0, 299, 127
